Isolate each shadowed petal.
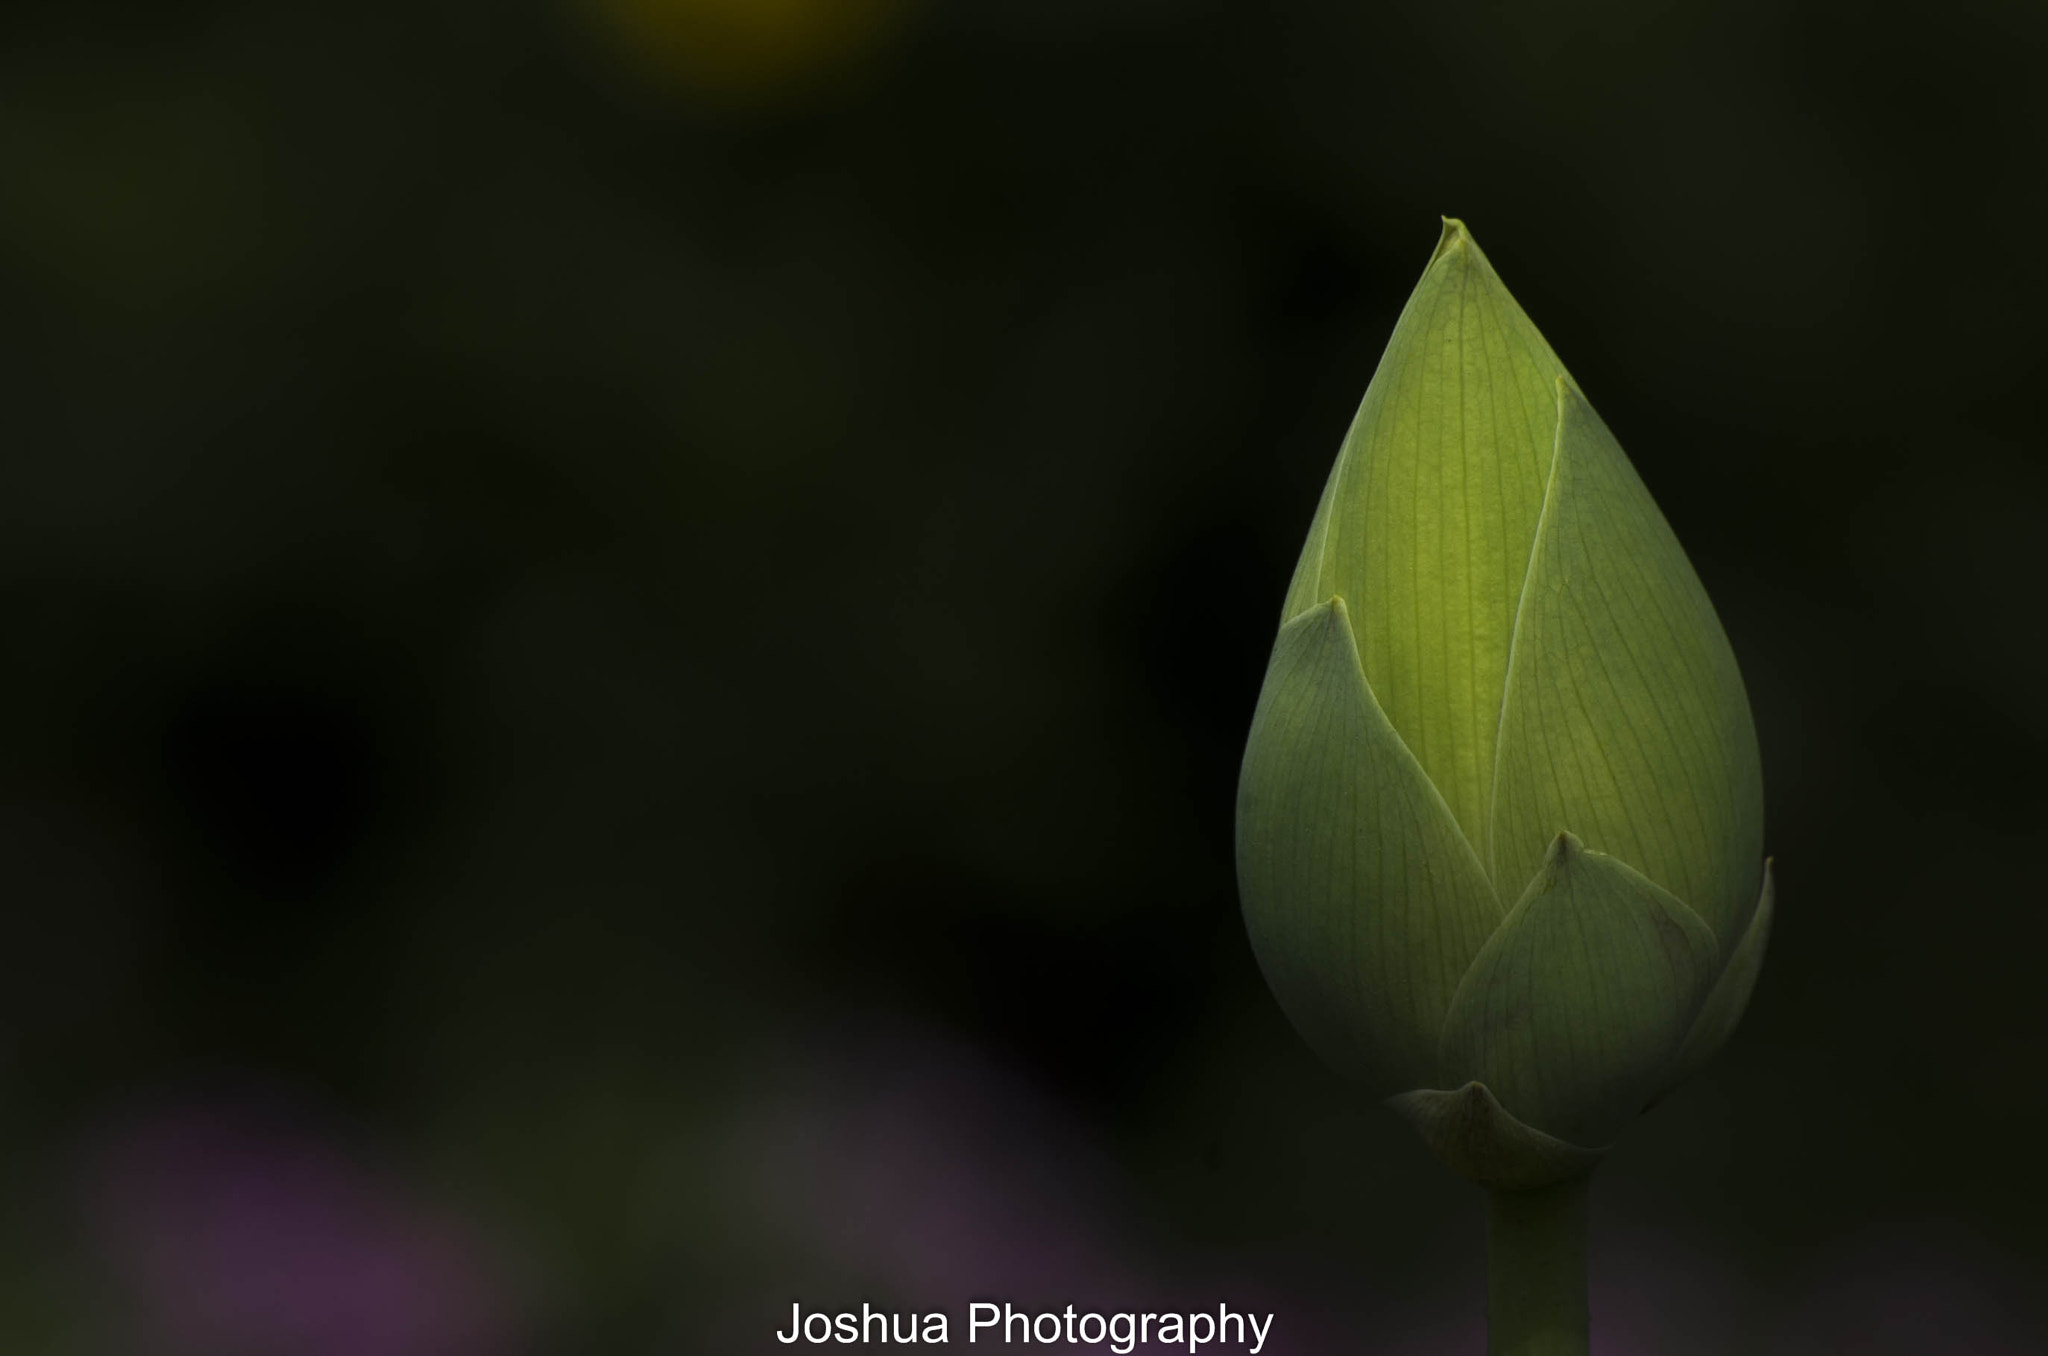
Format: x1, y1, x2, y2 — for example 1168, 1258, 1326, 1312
1436, 833, 1720, 1146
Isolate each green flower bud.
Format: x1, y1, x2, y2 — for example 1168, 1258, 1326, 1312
1237, 220, 1771, 1190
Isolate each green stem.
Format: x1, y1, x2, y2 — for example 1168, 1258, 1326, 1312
1485, 1174, 1590, 1356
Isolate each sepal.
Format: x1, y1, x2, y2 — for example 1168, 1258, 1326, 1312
1388, 1081, 1604, 1191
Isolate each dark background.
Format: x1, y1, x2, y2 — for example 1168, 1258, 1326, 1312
1, 1, 2044, 1352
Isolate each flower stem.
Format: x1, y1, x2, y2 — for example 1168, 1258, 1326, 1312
1485, 1174, 1591, 1356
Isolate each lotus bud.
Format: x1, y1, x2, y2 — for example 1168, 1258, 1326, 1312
1236, 219, 1771, 1192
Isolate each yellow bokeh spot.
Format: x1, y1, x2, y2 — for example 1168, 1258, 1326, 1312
579, 0, 912, 106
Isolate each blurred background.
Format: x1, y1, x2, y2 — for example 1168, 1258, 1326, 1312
1, 0, 2044, 1352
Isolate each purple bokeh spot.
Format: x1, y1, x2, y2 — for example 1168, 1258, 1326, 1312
742, 1020, 1153, 1310
85, 1096, 520, 1356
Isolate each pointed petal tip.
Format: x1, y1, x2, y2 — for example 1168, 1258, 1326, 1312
1279, 592, 1350, 633
1430, 216, 1473, 265
1291, 593, 1350, 628
1544, 829, 1584, 863
1314, 592, 1354, 629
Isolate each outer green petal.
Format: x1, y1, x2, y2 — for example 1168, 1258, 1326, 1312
1237, 597, 1505, 1097
1281, 219, 1569, 857
1488, 380, 1765, 949
1436, 833, 1720, 1147
1656, 858, 1775, 1100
